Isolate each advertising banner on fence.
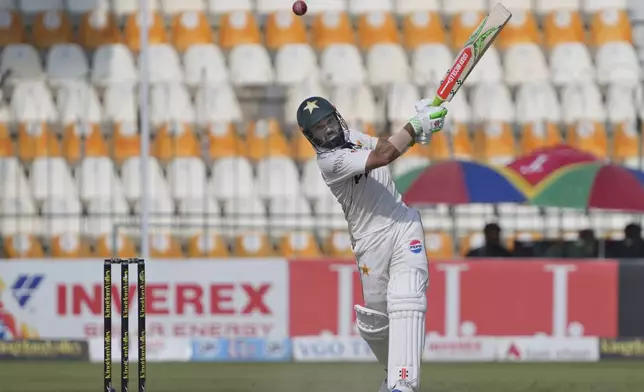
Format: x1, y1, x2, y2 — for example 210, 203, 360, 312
496, 337, 599, 362
423, 336, 497, 362
289, 259, 618, 338
293, 336, 377, 362
88, 337, 192, 362
0, 339, 89, 361
599, 338, 644, 359
0, 260, 288, 340
191, 338, 292, 362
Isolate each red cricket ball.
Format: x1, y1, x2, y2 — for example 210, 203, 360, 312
292, 0, 307, 16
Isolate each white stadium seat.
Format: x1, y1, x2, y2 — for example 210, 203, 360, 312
0, 0, 15, 9
504, 44, 550, 86
120, 157, 170, 202
320, 44, 367, 86
167, 158, 207, 201
223, 196, 268, 231
536, 0, 581, 13
350, 0, 393, 14
0, 197, 40, 235
161, 0, 205, 14
150, 83, 195, 126
516, 83, 562, 123
284, 78, 329, 125
386, 82, 420, 122
92, 44, 138, 87
256, 0, 293, 13
631, 0, 644, 21
412, 44, 453, 87
313, 195, 348, 231
133, 196, 175, 229
501, 0, 533, 11
56, 82, 103, 124
86, 196, 130, 237
301, 158, 331, 201
0, 44, 44, 84
584, 0, 627, 13
256, 157, 301, 200
442, 0, 486, 15
41, 197, 82, 237
30, 157, 78, 203
606, 83, 638, 123
178, 197, 222, 229
113, 0, 158, 16
19, 0, 62, 13
550, 43, 596, 86
466, 46, 504, 85
228, 44, 275, 86
561, 83, 607, 123
103, 84, 137, 123
207, 0, 253, 15
395, 0, 439, 14
306, 0, 346, 13
0, 158, 31, 200
209, 157, 256, 200
183, 44, 229, 87
367, 44, 410, 86
194, 84, 242, 125
470, 83, 515, 122
46, 44, 90, 87
11, 81, 58, 123
330, 84, 377, 126
275, 44, 319, 85
595, 43, 642, 86
67, 0, 108, 14
144, 44, 184, 85
76, 157, 125, 202
269, 195, 315, 233
424, 85, 472, 123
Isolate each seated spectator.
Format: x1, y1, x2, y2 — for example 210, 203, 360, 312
466, 223, 512, 258
616, 223, 644, 258
545, 229, 598, 258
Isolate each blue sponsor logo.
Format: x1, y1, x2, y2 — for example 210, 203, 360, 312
408, 240, 423, 254
191, 338, 292, 362
11, 275, 44, 308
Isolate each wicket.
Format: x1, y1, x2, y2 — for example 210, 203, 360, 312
104, 258, 146, 392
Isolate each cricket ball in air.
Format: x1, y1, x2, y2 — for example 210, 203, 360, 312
293, 0, 308, 16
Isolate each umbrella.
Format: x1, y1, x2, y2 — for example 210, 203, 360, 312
506, 145, 599, 187
529, 162, 644, 211
396, 160, 528, 205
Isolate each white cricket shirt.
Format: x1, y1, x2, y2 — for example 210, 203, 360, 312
317, 130, 410, 240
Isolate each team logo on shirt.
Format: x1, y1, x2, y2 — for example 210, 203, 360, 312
408, 240, 423, 254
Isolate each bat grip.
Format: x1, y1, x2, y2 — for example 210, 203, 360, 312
431, 96, 445, 106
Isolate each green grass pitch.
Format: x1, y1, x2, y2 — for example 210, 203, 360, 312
0, 362, 643, 392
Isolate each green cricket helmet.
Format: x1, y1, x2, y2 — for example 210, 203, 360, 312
296, 96, 349, 153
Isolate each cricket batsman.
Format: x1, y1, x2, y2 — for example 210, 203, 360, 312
296, 97, 448, 392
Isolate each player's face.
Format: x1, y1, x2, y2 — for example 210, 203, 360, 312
308, 113, 345, 149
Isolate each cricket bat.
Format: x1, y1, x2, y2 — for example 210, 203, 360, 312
432, 3, 512, 106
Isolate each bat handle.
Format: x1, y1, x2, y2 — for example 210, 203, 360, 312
431, 96, 445, 106
416, 96, 446, 145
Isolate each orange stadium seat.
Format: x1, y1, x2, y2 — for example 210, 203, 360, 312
246, 119, 290, 161
94, 234, 137, 258
450, 11, 484, 49
149, 233, 184, 258
110, 122, 141, 165
311, 12, 356, 49
279, 231, 322, 258
566, 121, 608, 159
543, 10, 585, 49
0, 10, 25, 46
3, 234, 44, 258
50, 233, 91, 258
17, 123, 61, 163
497, 10, 540, 50
206, 122, 246, 159
405, 140, 431, 158
519, 122, 563, 154
325, 230, 354, 257
186, 232, 230, 258
78, 10, 122, 49
234, 232, 275, 257
425, 231, 455, 261
357, 12, 400, 49
171, 11, 213, 52
473, 122, 516, 164
0, 123, 15, 157
218, 11, 261, 50
290, 131, 316, 162
31, 10, 74, 50
428, 123, 473, 160
612, 121, 643, 162
265, 11, 308, 50
152, 122, 200, 163
460, 231, 485, 256
402, 11, 446, 50
590, 9, 632, 46
61, 122, 109, 165
124, 12, 168, 52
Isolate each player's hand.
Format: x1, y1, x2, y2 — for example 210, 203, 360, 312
414, 98, 435, 113
409, 105, 448, 137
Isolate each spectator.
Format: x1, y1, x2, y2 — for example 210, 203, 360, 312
466, 223, 512, 258
617, 223, 644, 258
546, 229, 598, 258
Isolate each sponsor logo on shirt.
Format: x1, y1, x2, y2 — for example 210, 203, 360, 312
409, 240, 423, 254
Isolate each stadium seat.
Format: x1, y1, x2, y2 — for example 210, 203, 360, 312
110, 122, 141, 165
205, 122, 245, 159
324, 230, 353, 257
473, 122, 517, 165
0, 122, 14, 157
161, 0, 205, 14
171, 11, 212, 52
121, 157, 169, 202
94, 233, 137, 258
124, 11, 168, 52
19, 0, 62, 14
536, 0, 581, 14
0, 44, 44, 84
265, 10, 308, 50
152, 122, 199, 162
275, 44, 319, 85
450, 11, 484, 49
62, 122, 109, 164
470, 83, 515, 123
0, 197, 40, 236
269, 195, 314, 233
104, 84, 137, 124
177, 197, 222, 231
549, 43, 596, 86
503, 44, 550, 86
17, 123, 61, 162
113, 0, 159, 16
41, 197, 82, 237
290, 131, 317, 162
320, 44, 366, 86
443, 0, 486, 15
590, 9, 632, 46
56, 81, 103, 124
412, 44, 452, 86
520, 121, 564, 154
561, 84, 608, 157
224, 197, 268, 233
543, 10, 585, 48
150, 83, 194, 126
311, 12, 356, 49
207, 0, 253, 15
256, 157, 301, 200
386, 82, 419, 123
67, 0, 108, 14
256, 0, 294, 14
3, 234, 44, 258
498, 10, 540, 49
0, 158, 31, 200
284, 77, 329, 124
424, 231, 454, 260
608, 84, 640, 162
46, 44, 89, 86
78, 10, 122, 50
218, 11, 261, 49
395, 0, 439, 15
0, 10, 25, 46
350, 0, 392, 14
246, 119, 290, 160
31, 10, 73, 49
167, 158, 207, 201
91, 44, 138, 87
228, 44, 275, 86
367, 44, 410, 86
466, 47, 504, 85
86, 197, 130, 237
515, 82, 562, 124
357, 11, 399, 49
183, 44, 229, 87
329, 84, 377, 127
76, 157, 125, 202
428, 122, 474, 160
595, 42, 641, 85
11, 81, 57, 123
501, 0, 534, 10
132, 197, 176, 229
149, 233, 183, 258
50, 233, 91, 258
143, 44, 184, 85
566, 121, 609, 158
186, 232, 230, 257
313, 196, 348, 231
210, 157, 256, 200
233, 232, 275, 257
305, 0, 346, 14
30, 158, 78, 202
279, 231, 322, 257
402, 11, 445, 50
